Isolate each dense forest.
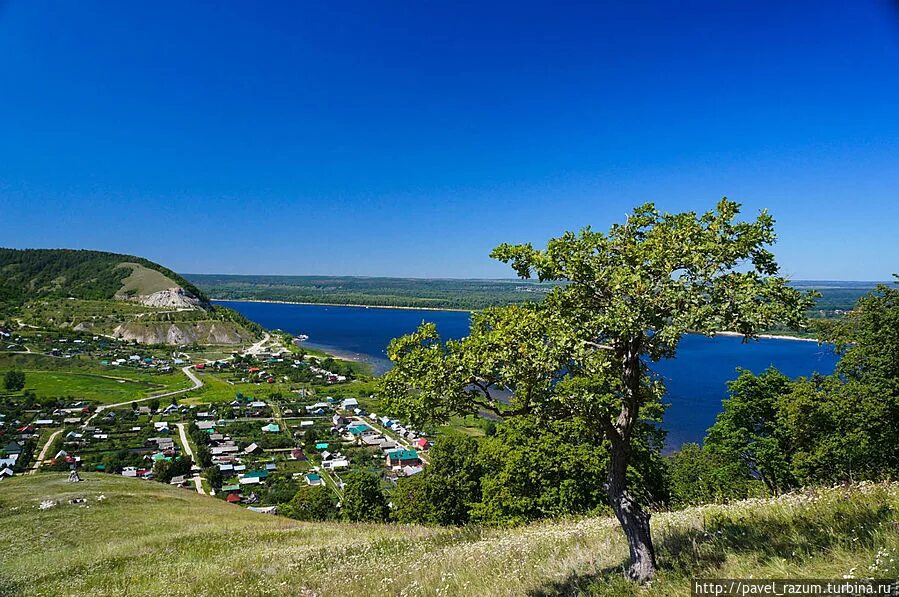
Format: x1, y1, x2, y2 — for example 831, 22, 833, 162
188, 273, 881, 314
0, 248, 208, 317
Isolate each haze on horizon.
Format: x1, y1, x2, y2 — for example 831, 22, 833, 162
1, 1, 898, 281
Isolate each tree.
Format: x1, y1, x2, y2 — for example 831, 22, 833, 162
667, 443, 762, 507
283, 485, 336, 521
341, 470, 389, 522
705, 368, 796, 495
204, 465, 223, 490
382, 200, 813, 581
392, 435, 483, 525
147, 398, 160, 413
4, 370, 25, 392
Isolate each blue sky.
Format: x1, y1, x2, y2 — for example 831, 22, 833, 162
1, 1, 897, 280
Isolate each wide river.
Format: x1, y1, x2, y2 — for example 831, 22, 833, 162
219, 300, 839, 449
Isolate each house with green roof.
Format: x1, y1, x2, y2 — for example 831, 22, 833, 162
315, 442, 329, 450
386, 449, 420, 467
347, 423, 372, 436
305, 472, 322, 486
261, 423, 280, 433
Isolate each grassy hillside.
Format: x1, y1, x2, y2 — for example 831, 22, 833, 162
2, 474, 897, 596
0, 248, 208, 311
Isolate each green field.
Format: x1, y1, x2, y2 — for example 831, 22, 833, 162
2, 474, 897, 596
0, 369, 189, 404
0, 354, 193, 403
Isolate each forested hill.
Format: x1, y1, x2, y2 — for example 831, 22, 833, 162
187, 273, 883, 313
0, 248, 208, 308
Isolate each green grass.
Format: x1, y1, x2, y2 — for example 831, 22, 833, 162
116, 262, 182, 296
0, 369, 189, 404
2, 474, 898, 596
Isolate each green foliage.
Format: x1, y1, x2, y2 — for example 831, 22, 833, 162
472, 417, 612, 524
152, 456, 193, 484
392, 435, 482, 525
705, 368, 797, 495
4, 370, 25, 392
667, 443, 764, 508
692, 278, 899, 496
340, 470, 389, 522
0, 248, 209, 313
281, 485, 336, 521
383, 200, 812, 579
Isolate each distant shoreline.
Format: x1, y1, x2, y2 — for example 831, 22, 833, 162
714, 331, 820, 343
212, 298, 471, 313
216, 299, 822, 343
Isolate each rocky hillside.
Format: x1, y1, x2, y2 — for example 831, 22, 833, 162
111, 320, 255, 344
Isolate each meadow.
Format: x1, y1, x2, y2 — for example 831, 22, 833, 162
1, 473, 896, 596
0, 354, 193, 404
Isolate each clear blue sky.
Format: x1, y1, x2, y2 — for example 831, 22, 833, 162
1, 1, 897, 280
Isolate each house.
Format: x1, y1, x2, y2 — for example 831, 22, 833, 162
221, 484, 241, 492
239, 476, 261, 485
195, 363, 206, 370
347, 423, 372, 437
261, 423, 280, 433
300, 420, 314, 428
361, 434, 385, 447
2, 441, 22, 455
0, 467, 14, 480
341, 398, 359, 410
315, 442, 329, 451
169, 475, 187, 486
290, 448, 306, 461
305, 472, 322, 486
196, 421, 215, 431
121, 467, 138, 478
386, 449, 420, 467
244, 442, 262, 455
248, 401, 267, 408
322, 458, 349, 470
34, 419, 55, 426
414, 438, 431, 450
225, 493, 241, 503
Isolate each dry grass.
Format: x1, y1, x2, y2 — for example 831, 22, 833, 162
1, 474, 897, 596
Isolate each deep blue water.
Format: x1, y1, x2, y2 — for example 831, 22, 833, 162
219, 300, 838, 448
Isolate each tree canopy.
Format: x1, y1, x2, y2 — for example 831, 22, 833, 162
383, 199, 814, 582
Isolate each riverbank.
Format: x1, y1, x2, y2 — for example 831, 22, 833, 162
211, 298, 470, 313
715, 330, 820, 343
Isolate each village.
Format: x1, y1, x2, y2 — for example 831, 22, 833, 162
0, 328, 431, 518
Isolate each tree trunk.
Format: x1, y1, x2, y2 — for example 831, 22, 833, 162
608, 435, 658, 582
608, 342, 658, 582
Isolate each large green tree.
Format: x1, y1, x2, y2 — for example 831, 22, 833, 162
382, 200, 813, 581
705, 367, 796, 495
340, 470, 390, 522
392, 435, 483, 526
4, 370, 25, 392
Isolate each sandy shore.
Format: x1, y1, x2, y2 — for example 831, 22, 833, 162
714, 331, 820, 343
212, 298, 470, 313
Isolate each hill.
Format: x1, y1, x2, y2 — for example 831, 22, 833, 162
2, 474, 897, 596
0, 249, 262, 345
